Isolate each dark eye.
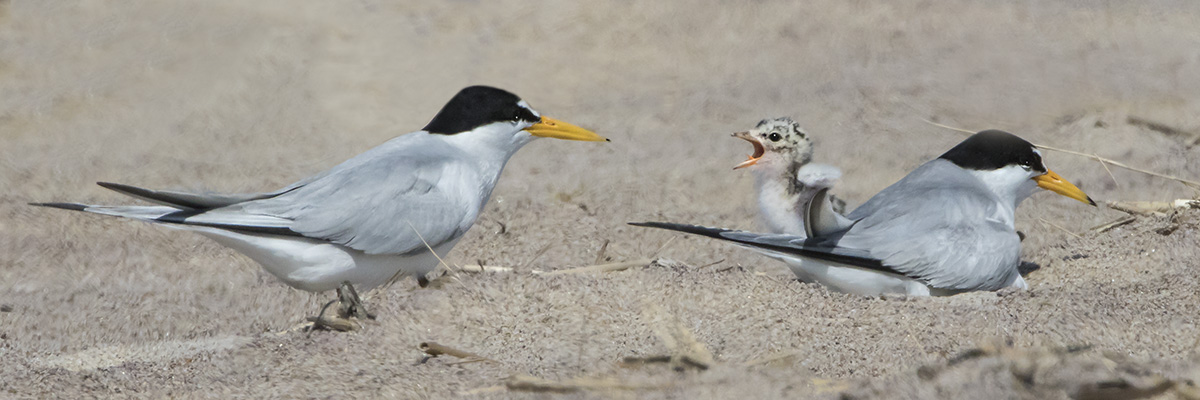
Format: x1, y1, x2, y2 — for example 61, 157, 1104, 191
768, 132, 782, 142
512, 111, 523, 121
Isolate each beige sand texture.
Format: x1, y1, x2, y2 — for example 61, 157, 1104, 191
2, 0, 1200, 398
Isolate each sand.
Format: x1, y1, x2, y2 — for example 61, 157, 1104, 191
2, 0, 1199, 398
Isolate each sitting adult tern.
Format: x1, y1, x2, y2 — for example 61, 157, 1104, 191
635, 130, 1094, 296
33, 85, 607, 324
732, 117, 846, 235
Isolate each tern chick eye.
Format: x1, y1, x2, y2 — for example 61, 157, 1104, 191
768, 132, 782, 142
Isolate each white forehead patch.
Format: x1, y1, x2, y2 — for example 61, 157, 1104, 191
517, 100, 539, 118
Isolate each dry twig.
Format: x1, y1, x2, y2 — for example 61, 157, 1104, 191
742, 351, 803, 367
640, 302, 714, 371
521, 242, 556, 270
1104, 200, 1199, 216
650, 236, 678, 258
504, 374, 662, 393
593, 239, 610, 265
539, 259, 654, 276
1038, 218, 1081, 239
455, 264, 514, 273
418, 341, 496, 364
1089, 216, 1137, 233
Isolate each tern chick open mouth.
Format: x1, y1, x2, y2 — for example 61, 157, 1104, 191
732, 131, 765, 169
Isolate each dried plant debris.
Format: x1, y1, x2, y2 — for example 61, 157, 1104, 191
502, 374, 666, 393
742, 350, 805, 368
455, 264, 514, 273
1090, 216, 1137, 233
1108, 200, 1200, 216
629, 302, 715, 371
1155, 224, 1181, 236
540, 259, 654, 276
417, 342, 495, 364
846, 341, 1198, 400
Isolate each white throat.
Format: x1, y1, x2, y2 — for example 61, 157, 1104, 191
439, 122, 535, 163
965, 165, 1040, 217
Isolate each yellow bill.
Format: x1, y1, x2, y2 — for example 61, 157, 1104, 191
1034, 169, 1096, 206
524, 116, 608, 142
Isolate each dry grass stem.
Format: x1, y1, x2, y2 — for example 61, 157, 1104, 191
641, 302, 714, 370
1090, 216, 1137, 233
504, 374, 663, 393
1104, 200, 1198, 216
457, 385, 506, 396
1035, 144, 1200, 190
540, 259, 654, 276
650, 236, 678, 258
1038, 218, 1081, 239
520, 242, 556, 270
593, 239, 610, 265
742, 351, 804, 367
455, 265, 514, 273
406, 221, 453, 272
1096, 156, 1121, 189
397, 220, 459, 289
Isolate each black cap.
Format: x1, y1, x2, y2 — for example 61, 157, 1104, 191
422, 86, 541, 135
938, 130, 1045, 173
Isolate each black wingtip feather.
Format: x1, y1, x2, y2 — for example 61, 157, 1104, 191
96, 181, 206, 210
629, 221, 737, 238
29, 202, 88, 211
631, 220, 900, 278
96, 181, 139, 194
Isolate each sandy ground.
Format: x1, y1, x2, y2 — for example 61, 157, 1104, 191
2, 0, 1200, 398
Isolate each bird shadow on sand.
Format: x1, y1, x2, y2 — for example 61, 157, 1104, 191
1018, 261, 1042, 276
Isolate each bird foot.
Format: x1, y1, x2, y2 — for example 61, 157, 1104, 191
304, 281, 375, 332
335, 281, 376, 320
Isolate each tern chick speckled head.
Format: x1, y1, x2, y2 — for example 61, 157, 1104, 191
732, 117, 813, 170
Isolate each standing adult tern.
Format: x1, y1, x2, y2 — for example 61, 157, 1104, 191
635, 130, 1094, 296
33, 85, 607, 324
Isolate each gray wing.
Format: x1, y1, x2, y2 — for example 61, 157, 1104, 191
837, 160, 1022, 290
57, 135, 483, 256
235, 138, 480, 255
